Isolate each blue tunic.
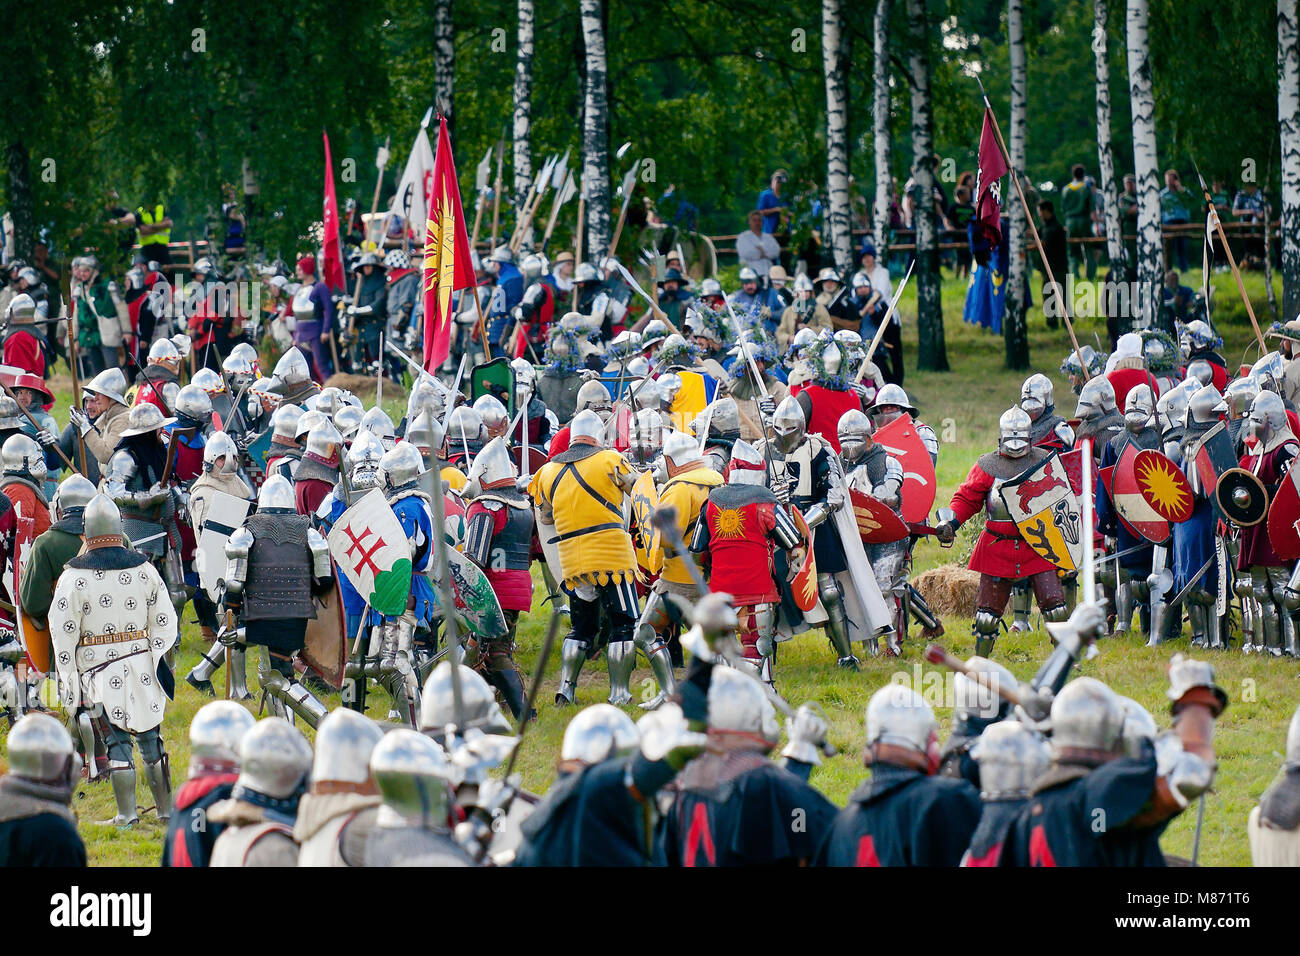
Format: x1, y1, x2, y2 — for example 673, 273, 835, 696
390, 492, 436, 627
321, 492, 384, 629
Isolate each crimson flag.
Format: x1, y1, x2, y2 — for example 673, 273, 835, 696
322, 131, 346, 291
974, 107, 1008, 250
422, 116, 476, 372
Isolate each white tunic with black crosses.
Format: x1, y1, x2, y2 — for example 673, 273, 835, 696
48, 557, 178, 733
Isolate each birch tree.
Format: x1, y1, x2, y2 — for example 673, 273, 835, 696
513, 0, 535, 216
908, 0, 946, 371
1127, 0, 1163, 329
1005, 0, 1030, 369
1280, 0, 1300, 317
1094, 0, 1125, 271
873, 0, 893, 259
579, 0, 611, 257
823, 0, 853, 276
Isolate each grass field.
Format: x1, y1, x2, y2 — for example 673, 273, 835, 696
3, 264, 1294, 866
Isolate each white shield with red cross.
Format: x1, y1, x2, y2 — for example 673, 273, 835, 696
326, 489, 413, 617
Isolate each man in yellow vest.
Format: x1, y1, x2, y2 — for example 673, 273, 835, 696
531, 409, 640, 707
136, 202, 174, 265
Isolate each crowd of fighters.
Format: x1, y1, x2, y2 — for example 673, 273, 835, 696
2, 243, 1300, 867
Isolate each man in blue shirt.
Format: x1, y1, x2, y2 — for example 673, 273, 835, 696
485, 245, 524, 359
757, 170, 789, 235
1158, 169, 1194, 272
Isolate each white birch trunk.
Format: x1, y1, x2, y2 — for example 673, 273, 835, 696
1280, 0, 1300, 317
873, 0, 893, 258
434, 0, 455, 132
512, 0, 535, 215
908, 0, 945, 370
1005, 0, 1031, 366
823, 0, 853, 276
579, 0, 611, 257
1127, 0, 1163, 329
1095, 0, 1125, 268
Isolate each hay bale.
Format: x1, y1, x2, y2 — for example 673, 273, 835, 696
324, 373, 407, 406
912, 565, 981, 620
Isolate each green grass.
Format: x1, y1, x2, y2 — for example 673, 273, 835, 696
6, 263, 1293, 866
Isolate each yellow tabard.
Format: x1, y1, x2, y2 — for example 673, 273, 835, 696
658, 466, 723, 585
531, 448, 636, 587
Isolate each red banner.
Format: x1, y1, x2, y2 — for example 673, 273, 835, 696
322, 130, 346, 292
974, 107, 1008, 251
422, 116, 477, 372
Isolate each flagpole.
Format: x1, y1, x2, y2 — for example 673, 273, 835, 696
975, 78, 1089, 378
1189, 156, 1267, 353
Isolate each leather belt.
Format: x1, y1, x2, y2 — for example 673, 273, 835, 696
557, 522, 624, 542
80, 628, 150, 647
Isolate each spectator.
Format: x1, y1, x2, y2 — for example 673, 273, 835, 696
655, 268, 694, 330
1233, 181, 1268, 266
136, 199, 174, 266
846, 271, 884, 338
813, 267, 852, 329
729, 267, 765, 314
222, 184, 247, 258
757, 170, 789, 235
293, 255, 335, 381
1037, 200, 1069, 330
1159, 168, 1193, 272
776, 273, 832, 347
1060, 164, 1096, 280
946, 186, 976, 279
30, 241, 62, 318
859, 242, 892, 303
736, 210, 781, 280
1159, 270, 1195, 335
1208, 177, 1231, 270
767, 265, 793, 311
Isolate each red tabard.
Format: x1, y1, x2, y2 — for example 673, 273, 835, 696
547, 426, 572, 459
464, 500, 534, 612
1238, 442, 1298, 569
135, 380, 170, 416
2, 330, 44, 378
294, 478, 333, 519
1105, 367, 1161, 413
947, 461, 1055, 579
791, 383, 859, 453
702, 497, 780, 606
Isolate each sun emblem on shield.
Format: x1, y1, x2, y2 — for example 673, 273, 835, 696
713, 508, 747, 539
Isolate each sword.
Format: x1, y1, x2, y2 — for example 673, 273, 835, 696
614, 262, 680, 334
1191, 791, 1206, 866
1166, 555, 1216, 609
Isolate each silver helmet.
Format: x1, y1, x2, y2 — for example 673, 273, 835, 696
706, 667, 779, 747
5, 293, 35, 323
405, 410, 444, 454
305, 419, 343, 463
257, 474, 296, 511
820, 340, 843, 376
569, 409, 606, 445
54, 473, 97, 524
270, 347, 313, 391
312, 708, 385, 788
0, 397, 20, 431
662, 429, 702, 471
1251, 351, 1287, 393
203, 431, 240, 474
1185, 359, 1214, 387
119, 402, 176, 437
174, 384, 213, 424
865, 683, 937, 755
358, 406, 396, 445
561, 703, 640, 764
419, 662, 512, 738
630, 407, 663, 460
640, 319, 670, 350
1, 433, 45, 482
84, 367, 128, 405
1225, 376, 1261, 420
969, 720, 1051, 801
1186, 384, 1227, 428
472, 394, 509, 436
188, 700, 256, 770
837, 409, 874, 462
771, 396, 807, 454
1124, 384, 1156, 431
345, 430, 386, 491
1048, 676, 1126, 759
511, 357, 536, 401
464, 435, 516, 490
147, 337, 182, 368
380, 441, 426, 491
222, 342, 261, 388
235, 718, 313, 800
1155, 382, 1192, 434
1118, 696, 1157, 759
953, 656, 1017, 726
997, 406, 1032, 458
727, 439, 767, 486
1074, 376, 1117, 421
83, 494, 123, 541
270, 403, 305, 442
706, 397, 739, 435
7, 712, 80, 786
657, 372, 684, 407
333, 404, 364, 441
370, 729, 454, 828
1019, 373, 1054, 422
575, 380, 614, 421
867, 382, 918, 422
447, 404, 484, 449
790, 326, 818, 355
1248, 390, 1291, 449
171, 333, 193, 360
191, 366, 226, 397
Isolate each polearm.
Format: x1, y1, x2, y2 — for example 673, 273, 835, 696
510, 154, 559, 253
541, 168, 576, 253
1081, 437, 1096, 605
606, 159, 642, 257
490, 131, 506, 249
1189, 155, 1267, 353
469, 145, 493, 251
574, 175, 586, 264
347, 137, 392, 344
0, 380, 77, 473
975, 77, 1089, 378
856, 260, 915, 384
615, 262, 682, 335
64, 304, 89, 472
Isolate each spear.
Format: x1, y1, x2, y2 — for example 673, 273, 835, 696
490, 129, 506, 250
856, 260, 915, 383
607, 159, 642, 257
1189, 155, 1267, 353
574, 172, 587, 263
469, 145, 493, 251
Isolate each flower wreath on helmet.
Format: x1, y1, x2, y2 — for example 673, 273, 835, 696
1139, 328, 1179, 376
655, 334, 703, 372
802, 331, 850, 391
728, 332, 780, 384
543, 325, 587, 377
687, 305, 735, 351
604, 333, 642, 366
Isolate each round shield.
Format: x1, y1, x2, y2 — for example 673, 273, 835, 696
849, 489, 908, 544
1216, 467, 1268, 528
1133, 449, 1195, 523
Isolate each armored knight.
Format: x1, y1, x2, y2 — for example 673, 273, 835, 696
167, 384, 215, 484
75, 367, 132, 475
18, 473, 95, 630
209, 718, 312, 867
162, 701, 255, 867
1095, 383, 1161, 636
1174, 385, 1227, 650
1, 433, 50, 538
264, 403, 305, 482
632, 431, 722, 708
690, 439, 801, 686
446, 403, 485, 467
0, 713, 86, 866
295, 708, 385, 867
462, 437, 534, 719
473, 394, 510, 443
757, 396, 860, 668
815, 684, 981, 867
546, 378, 613, 459
1020, 373, 1075, 452
223, 475, 332, 727
362, 729, 475, 867
936, 407, 1069, 656
1225, 377, 1260, 454
999, 656, 1225, 866
133, 337, 182, 416
1060, 345, 1104, 395
626, 406, 663, 468
1239, 390, 1299, 656
1248, 704, 1300, 865
961, 720, 1052, 867
839, 409, 910, 647
267, 345, 321, 407
105, 402, 178, 569
49, 495, 178, 827
191, 366, 232, 429
693, 396, 741, 474
530, 410, 641, 706
936, 655, 1018, 789
728, 341, 790, 444
789, 334, 859, 453
867, 383, 941, 466
1073, 375, 1124, 459
294, 418, 342, 518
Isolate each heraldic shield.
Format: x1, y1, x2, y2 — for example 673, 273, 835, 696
998, 452, 1084, 572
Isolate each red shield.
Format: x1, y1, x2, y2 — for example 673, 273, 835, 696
849, 489, 908, 544
790, 506, 818, 612
1112, 442, 1171, 544
1132, 449, 1194, 522
510, 444, 548, 478
1058, 446, 1097, 498
12, 512, 50, 671
1268, 463, 1300, 558
871, 414, 936, 523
